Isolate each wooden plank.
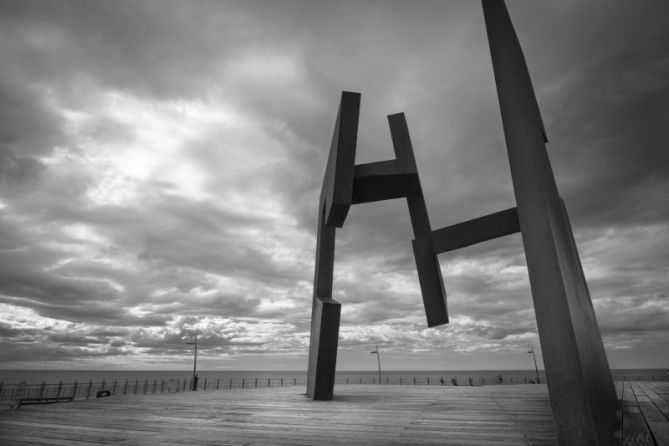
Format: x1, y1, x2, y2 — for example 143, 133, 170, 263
623, 406, 656, 446
636, 394, 668, 422
623, 381, 638, 406
647, 421, 669, 446
0, 435, 116, 446
645, 383, 669, 410
632, 381, 648, 396
613, 381, 624, 446
636, 382, 669, 446
645, 389, 669, 420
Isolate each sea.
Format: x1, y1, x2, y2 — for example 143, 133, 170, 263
0, 368, 666, 386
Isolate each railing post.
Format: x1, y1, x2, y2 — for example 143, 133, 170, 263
101, 380, 106, 395
242, 378, 245, 388
134, 379, 139, 394
400, 378, 403, 385
86, 380, 93, 399
229, 378, 232, 389
216, 378, 220, 390
16, 382, 26, 402
427, 377, 430, 386
161, 379, 165, 393
204, 378, 207, 391
152, 379, 157, 393
72, 381, 78, 400
112, 380, 118, 395
281, 378, 284, 387
183, 379, 187, 392
176, 379, 180, 392
255, 378, 258, 388
413, 377, 416, 385
56, 381, 63, 399
267, 377, 271, 387
143, 380, 148, 394
39, 381, 46, 399
123, 379, 128, 395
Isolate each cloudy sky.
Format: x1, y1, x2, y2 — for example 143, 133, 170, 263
1, 0, 668, 372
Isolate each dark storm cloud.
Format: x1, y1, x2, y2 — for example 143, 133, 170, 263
548, 30, 669, 229
0, 0, 668, 369
48, 333, 110, 345
0, 342, 129, 363
0, 275, 168, 327
0, 85, 50, 184
0, 322, 41, 339
329, 2, 669, 361
0, 0, 241, 100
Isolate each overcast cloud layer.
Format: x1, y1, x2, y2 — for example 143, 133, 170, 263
1, 0, 668, 371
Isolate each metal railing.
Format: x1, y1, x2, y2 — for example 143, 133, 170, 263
1, 377, 305, 404
1, 373, 664, 405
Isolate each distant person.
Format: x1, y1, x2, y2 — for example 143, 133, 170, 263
451, 378, 458, 386
498, 374, 503, 384
193, 374, 199, 391
468, 377, 473, 386
440, 377, 445, 386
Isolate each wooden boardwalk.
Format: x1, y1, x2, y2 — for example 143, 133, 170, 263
0, 382, 667, 445
618, 381, 669, 446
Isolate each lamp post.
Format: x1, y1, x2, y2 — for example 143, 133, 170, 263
527, 345, 540, 383
370, 344, 382, 384
186, 335, 198, 390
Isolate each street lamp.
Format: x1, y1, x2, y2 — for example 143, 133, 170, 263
186, 335, 198, 390
370, 344, 382, 384
527, 345, 540, 384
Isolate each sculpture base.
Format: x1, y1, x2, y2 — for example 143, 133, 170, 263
306, 296, 341, 400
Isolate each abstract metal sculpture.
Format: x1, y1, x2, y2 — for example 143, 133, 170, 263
306, 92, 448, 400
307, 1, 616, 445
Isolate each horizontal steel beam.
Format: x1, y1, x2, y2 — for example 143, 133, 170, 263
352, 160, 421, 204
429, 207, 520, 253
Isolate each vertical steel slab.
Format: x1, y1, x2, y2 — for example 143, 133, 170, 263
482, 1, 616, 445
388, 114, 448, 327
323, 92, 361, 228
306, 92, 360, 400
306, 206, 341, 400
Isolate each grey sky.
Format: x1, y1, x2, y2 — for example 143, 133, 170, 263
1, 0, 668, 371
